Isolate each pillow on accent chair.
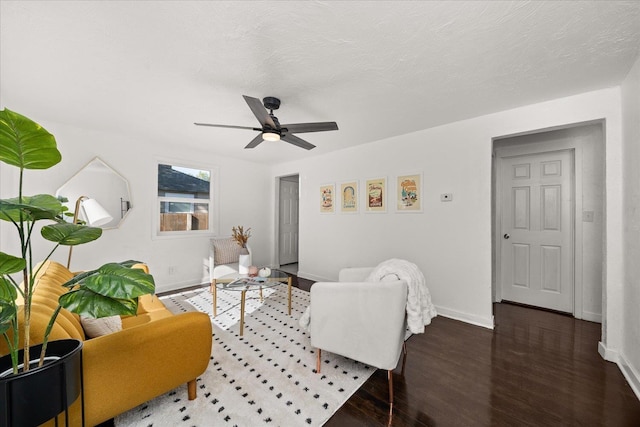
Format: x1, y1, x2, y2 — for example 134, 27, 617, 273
213, 237, 241, 265
81, 315, 122, 338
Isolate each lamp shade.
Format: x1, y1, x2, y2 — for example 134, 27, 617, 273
81, 198, 113, 227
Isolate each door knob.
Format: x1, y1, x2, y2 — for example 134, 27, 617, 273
503, 233, 510, 239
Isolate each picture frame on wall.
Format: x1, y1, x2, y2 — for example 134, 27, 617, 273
365, 177, 386, 213
340, 181, 359, 213
396, 173, 423, 213
319, 183, 335, 213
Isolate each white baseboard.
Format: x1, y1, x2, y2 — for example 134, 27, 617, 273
598, 341, 619, 363
296, 271, 332, 282
297, 274, 495, 329
157, 278, 204, 294
618, 353, 640, 401
581, 310, 602, 323
435, 305, 494, 329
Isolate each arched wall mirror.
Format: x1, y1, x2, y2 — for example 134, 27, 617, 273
56, 157, 132, 229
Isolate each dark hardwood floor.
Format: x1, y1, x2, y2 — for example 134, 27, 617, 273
145, 276, 640, 426
296, 277, 640, 427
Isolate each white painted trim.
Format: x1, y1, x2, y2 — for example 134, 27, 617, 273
573, 146, 585, 319
493, 152, 504, 303
434, 305, 494, 330
295, 275, 496, 330
581, 311, 602, 323
619, 354, 640, 401
598, 341, 619, 363
158, 278, 206, 294
297, 271, 332, 283
273, 176, 281, 267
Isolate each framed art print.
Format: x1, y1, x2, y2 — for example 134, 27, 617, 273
340, 181, 358, 213
396, 173, 422, 212
320, 184, 335, 213
365, 177, 386, 213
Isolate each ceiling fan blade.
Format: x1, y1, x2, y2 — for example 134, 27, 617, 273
281, 122, 338, 133
281, 133, 316, 150
243, 95, 276, 129
194, 122, 261, 131
244, 134, 264, 149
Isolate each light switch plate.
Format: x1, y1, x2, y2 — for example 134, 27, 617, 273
441, 193, 453, 202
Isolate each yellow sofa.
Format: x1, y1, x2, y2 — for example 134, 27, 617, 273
0, 260, 213, 426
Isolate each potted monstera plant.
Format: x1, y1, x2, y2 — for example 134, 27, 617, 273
0, 108, 155, 426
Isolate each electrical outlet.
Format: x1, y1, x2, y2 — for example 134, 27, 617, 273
168, 266, 176, 275
441, 193, 453, 202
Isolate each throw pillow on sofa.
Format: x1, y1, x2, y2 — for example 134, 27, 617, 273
81, 315, 122, 338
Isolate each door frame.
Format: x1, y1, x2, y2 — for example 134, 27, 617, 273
273, 173, 299, 268
493, 141, 584, 318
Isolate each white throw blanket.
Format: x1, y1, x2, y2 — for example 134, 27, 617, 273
365, 259, 436, 334
299, 259, 436, 334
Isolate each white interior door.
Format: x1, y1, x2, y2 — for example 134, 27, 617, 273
499, 150, 574, 313
279, 178, 299, 265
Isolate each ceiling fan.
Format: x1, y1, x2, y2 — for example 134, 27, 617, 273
194, 95, 338, 150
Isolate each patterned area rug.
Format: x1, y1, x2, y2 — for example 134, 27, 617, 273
115, 285, 375, 426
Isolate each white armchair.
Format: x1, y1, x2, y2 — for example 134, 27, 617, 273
209, 237, 252, 282
309, 267, 408, 414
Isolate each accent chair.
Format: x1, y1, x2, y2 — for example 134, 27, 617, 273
309, 267, 408, 415
209, 236, 252, 282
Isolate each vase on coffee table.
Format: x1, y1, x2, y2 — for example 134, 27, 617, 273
238, 248, 251, 274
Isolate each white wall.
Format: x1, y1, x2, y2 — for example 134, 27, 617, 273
622, 56, 640, 397
270, 88, 624, 333
0, 121, 272, 293
1, 84, 634, 388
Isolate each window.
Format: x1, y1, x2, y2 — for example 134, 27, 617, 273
157, 163, 213, 235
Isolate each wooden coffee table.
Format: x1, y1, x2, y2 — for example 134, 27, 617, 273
211, 269, 292, 335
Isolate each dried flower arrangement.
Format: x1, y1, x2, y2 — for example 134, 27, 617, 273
232, 225, 251, 248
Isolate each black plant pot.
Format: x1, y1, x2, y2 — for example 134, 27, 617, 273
0, 338, 83, 427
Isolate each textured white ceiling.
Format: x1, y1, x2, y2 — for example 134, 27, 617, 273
1, 1, 639, 164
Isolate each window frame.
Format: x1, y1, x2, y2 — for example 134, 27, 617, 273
153, 159, 219, 239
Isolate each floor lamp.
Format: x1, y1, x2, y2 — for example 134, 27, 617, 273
66, 196, 113, 269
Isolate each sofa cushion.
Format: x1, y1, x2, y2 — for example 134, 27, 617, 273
121, 308, 174, 328
212, 237, 241, 265
136, 293, 168, 314
32, 294, 86, 339
81, 315, 123, 338
33, 260, 85, 337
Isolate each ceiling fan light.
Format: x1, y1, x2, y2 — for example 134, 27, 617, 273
262, 131, 280, 142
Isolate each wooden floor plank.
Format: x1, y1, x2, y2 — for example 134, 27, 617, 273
149, 276, 640, 427
290, 278, 640, 427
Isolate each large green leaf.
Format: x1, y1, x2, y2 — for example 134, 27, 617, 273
0, 194, 64, 222
0, 299, 17, 334
41, 223, 102, 246
58, 288, 138, 318
58, 263, 154, 318
61, 260, 144, 289
0, 277, 18, 302
0, 108, 61, 170
77, 263, 155, 299
0, 252, 26, 275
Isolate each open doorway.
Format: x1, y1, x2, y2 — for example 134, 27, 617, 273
276, 174, 299, 275
492, 122, 605, 322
